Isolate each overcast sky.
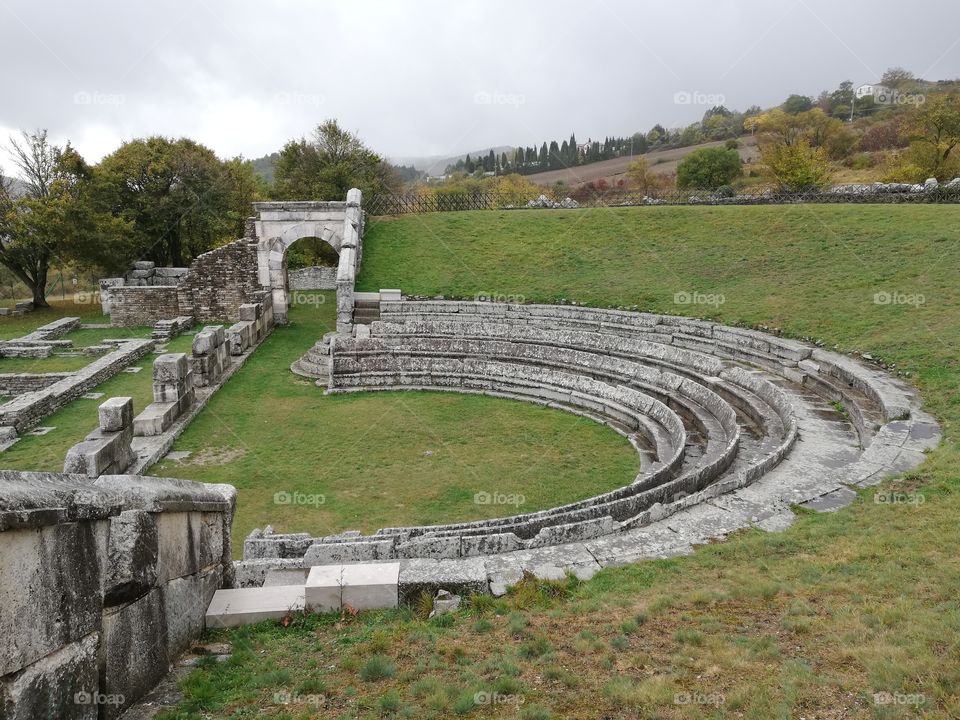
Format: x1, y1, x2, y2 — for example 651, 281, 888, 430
1, 0, 958, 171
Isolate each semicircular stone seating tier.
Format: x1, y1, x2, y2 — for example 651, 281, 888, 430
244, 300, 940, 579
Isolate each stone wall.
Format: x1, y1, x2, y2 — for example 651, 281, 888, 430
0, 471, 236, 720
0, 372, 73, 396
177, 240, 262, 324
287, 265, 337, 290
107, 286, 180, 327
0, 340, 155, 433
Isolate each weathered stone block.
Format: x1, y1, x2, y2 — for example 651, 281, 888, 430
98, 397, 133, 433
104, 510, 158, 606
0, 521, 107, 678
154, 512, 202, 583
100, 588, 169, 720
152, 353, 188, 383
0, 633, 99, 720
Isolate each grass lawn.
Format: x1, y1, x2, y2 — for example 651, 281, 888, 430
161, 205, 959, 720
148, 291, 639, 552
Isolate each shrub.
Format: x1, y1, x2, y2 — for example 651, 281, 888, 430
360, 654, 397, 682
858, 118, 906, 152
725, 138, 740, 150
676, 147, 742, 189
714, 184, 736, 198
759, 139, 831, 191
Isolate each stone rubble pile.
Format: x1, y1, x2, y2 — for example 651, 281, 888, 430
124, 260, 189, 287
525, 194, 580, 209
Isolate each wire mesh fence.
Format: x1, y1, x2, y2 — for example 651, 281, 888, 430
365, 183, 960, 216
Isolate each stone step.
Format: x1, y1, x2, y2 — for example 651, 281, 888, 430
205, 586, 304, 628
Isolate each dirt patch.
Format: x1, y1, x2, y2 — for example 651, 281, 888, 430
186, 446, 247, 466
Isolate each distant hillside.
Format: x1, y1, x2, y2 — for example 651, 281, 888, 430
251, 153, 280, 184
526, 136, 760, 187
389, 147, 514, 177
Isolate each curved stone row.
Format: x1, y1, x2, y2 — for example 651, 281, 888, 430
241, 300, 938, 567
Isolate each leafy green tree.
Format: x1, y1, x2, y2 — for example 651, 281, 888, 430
904, 94, 960, 180
273, 119, 400, 202
96, 137, 242, 266
1, 130, 128, 306
760, 139, 831, 191
676, 147, 742, 189
782, 94, 813, 115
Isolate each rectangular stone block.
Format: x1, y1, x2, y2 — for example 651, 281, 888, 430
154, 512, 202, 583
152, 353, 188, 383
132, 402, 180, 437
205, 586, 305, 628
100, 588, 169, 720
98, 397, 133, 433
305, 562, 400, 613
0, 633, 99, 720
104, 510, 158, 606
0, 522, 108, 678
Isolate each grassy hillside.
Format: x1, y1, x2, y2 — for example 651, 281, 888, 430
161, 204, 960, 719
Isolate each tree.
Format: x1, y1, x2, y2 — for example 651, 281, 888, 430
904, 94, 960, 180
1, 131, 127, 306
782, 94, 813, 115
625, 157, 663, 194
760, 139, 831, 191
881, 67, 916, 91
273, 119, 400, 202
676, 147, 742, 189
96, 137, 238, 266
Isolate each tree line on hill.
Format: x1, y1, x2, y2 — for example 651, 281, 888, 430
441, 67, 959, 181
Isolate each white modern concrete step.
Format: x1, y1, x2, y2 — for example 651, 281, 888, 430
205, 586, 304, 628
306, 562, 400, 613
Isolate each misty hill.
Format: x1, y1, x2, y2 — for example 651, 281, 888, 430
388, 146, 515, 177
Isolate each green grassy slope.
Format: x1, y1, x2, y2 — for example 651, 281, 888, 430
159, 205, 958, 720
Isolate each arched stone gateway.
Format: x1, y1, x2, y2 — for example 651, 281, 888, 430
252, 189, 363, 329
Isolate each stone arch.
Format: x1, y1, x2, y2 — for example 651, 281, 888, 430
252, 193, 362, 327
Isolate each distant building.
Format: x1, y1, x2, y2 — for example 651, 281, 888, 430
855, 84, 892, 99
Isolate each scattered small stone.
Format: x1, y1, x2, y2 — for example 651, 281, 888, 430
123, 366, 144, 373
164, 450, 192, 463
81, 392, 105, 400
428, 590, 461, 618
27, 426, 55, 436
